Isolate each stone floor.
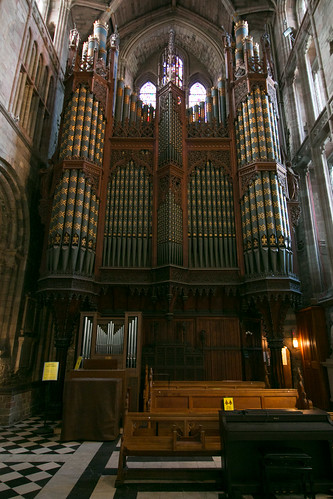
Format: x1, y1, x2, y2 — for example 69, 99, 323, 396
0, 416, 332, 498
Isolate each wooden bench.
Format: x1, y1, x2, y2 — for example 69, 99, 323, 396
148, 380, 266, 389
116, 387, 303, 485
117, 369, 313, 484
116, 411, 221, 485
147, 386, 299, 413
143, 368, 266, 410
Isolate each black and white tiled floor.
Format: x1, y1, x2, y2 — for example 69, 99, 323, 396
0, 461, 63, 498
0, 417, 79, 455
1, 416, 333, 498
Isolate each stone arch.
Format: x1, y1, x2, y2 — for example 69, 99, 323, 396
120, 17, 224, 88
0, 157, 30, 364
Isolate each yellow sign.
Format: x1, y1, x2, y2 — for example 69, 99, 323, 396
223, 397, 234, 411
42, 362, 59, 381
74, 356, 83, 370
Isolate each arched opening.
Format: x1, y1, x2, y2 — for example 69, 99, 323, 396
139, 81, 156, 108
0, 158, 29, 369
188, 82, 206, 108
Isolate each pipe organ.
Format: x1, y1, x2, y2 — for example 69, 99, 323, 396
80, 312, 142, 371
39, 13, 302, 406
96, 321, 124, 355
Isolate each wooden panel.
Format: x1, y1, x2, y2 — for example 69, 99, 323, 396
149, 387, 298, 413
192, 396, 222, 409
142, 316, 246, 381
196, 317, 242, 380
155, 396, 189, 410
233, 396, 262, 409
262, 396, 297, 409
296, 306, 330, 410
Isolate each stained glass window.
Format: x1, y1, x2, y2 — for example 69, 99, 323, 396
189, 82, 206, 107
161, 56, 183, 88
140, 81, 156, 108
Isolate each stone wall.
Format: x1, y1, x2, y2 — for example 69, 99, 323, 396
0, 0, 68, 424
0, 383, 42, 426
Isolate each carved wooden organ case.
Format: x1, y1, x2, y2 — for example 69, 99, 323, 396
38, 19, 301, 390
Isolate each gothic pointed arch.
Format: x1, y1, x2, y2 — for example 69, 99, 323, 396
0, 157, 30, 360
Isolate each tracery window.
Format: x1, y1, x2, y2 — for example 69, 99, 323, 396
305, 39, 325, 118
12, 35, 53, 151
293, 67, 307, 143
189, 82, 206, 107
139, 81, 156, 108
161, 55, 183, 88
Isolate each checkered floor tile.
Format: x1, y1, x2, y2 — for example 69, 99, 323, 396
0, 461, 63, 498
0, 417, 80, 455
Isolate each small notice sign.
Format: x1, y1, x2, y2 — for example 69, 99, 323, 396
223, 397, 234, 411
42, 362, 59, 381
74, 356, 83, 370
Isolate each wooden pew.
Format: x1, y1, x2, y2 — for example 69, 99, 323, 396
116, 411, 221, 485
117, 369, 312, 484
143, 366, 267, 412
117, 388, 302, 484
149, 380, 266, 389
147, 386, 299, 413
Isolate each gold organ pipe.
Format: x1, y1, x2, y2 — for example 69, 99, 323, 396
254, 86, 267, 160
262, 91, 274, 161
242, 100, 252, 164
88, 100, 99, 162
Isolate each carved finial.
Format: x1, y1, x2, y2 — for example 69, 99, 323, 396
168, 28, 175, 56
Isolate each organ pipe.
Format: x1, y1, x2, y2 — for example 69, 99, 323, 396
103, 164, 152, 267
188, 162, 236, 268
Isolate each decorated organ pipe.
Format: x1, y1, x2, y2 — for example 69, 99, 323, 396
103, 163, 152, 267
186, 85, 227, 126
211, 86, 219, 121
187, 161, 236, 268
206, 91, 213, 123
47, 16, 116, 277
225, 15, 294, 277
235, 20, 248, 66
115, 79, 124, 122
136, 98, 143, 121
58, 86, 106, 165
122, 86, 131, 121
130, 92, 137, 123
113, 86, 155, 127
93, 20, 108, 64
234, 85, 281, 167
217, 78, 226, 124
239, 172, 292, 275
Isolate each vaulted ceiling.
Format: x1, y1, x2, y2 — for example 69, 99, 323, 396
69, 0, 278, 85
